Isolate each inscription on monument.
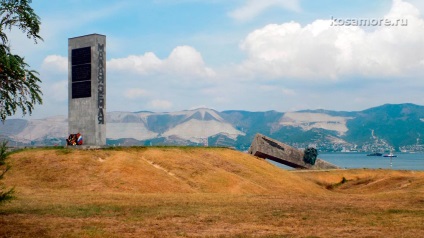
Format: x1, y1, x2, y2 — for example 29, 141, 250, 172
71, 47, 91, 99
97, 43, 105, 124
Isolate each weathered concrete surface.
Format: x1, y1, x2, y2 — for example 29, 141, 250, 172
248, 134, 340, 170
68, 34, 106, 146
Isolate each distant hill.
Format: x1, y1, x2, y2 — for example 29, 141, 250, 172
1, 104, 424, 152
344, 104, 424, 149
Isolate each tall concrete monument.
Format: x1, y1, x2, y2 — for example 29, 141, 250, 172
68, 34, 106, 146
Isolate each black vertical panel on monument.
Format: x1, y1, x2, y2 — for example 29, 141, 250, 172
71, 81, 91, 99
71, 47, 91, 99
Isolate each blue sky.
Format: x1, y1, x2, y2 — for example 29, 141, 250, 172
10, 0, 424, 118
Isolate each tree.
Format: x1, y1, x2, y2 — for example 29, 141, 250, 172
0, 140, 13, 203
0, 0, 43, 122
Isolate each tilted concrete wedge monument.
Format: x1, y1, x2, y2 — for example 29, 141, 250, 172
68, 34, 106, 146
248, 134, 340, 170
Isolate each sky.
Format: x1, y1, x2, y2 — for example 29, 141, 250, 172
9, 0, 424, 118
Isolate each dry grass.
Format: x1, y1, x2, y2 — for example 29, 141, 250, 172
1, 147, 423, 237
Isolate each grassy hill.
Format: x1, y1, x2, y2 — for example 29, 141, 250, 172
1, 147, 423, 237
4, 147, 321, 195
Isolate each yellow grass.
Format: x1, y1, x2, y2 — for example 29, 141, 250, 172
1, 147, 423, 237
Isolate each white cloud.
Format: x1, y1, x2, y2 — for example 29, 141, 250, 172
106, 46, 218, 113
42, 55, 68, 73
109, 53, 161, 75
165, 46, 216, 78
229, 0, 301, 22
389, 0, 420, 18
108, 45, 215, 79
281, 88, 296, 96
125, 88, 149, 99
149, 100, 173, 110
406, 0, 424, 14
238, 0, 424, 80
50, 80, 68, 102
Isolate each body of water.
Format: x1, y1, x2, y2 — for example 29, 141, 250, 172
271, 152, 424, 171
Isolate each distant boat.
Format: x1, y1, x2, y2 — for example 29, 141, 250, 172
367, 152, 383, 156
383, 151, 397, 157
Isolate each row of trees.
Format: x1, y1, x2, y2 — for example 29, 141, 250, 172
0, 0, 43, 204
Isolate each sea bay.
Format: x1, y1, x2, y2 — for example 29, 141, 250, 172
271, 152, 424, 171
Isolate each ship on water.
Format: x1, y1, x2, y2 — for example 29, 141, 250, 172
383, 149, 397, 158
367, 152, 383, 156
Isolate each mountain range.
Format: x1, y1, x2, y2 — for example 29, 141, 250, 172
1, 103, 424, 152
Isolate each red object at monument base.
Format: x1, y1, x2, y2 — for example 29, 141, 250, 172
66, 133, 83, 146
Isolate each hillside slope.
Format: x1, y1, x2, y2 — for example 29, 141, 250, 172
2, 147, 424, 237
5, 147, 322, 195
